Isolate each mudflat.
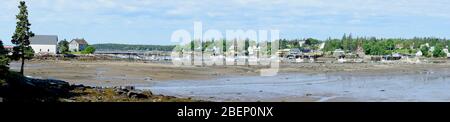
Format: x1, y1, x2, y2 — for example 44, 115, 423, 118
10, 60, 450, 102
11, 60, 450, 87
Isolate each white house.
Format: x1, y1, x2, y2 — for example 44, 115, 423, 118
248, 45, 260, 56
69, 39, 88, 52
318, 43, 326, 50
298, 41, 305, 47
30, 35, 58, 54
444, 48, 450, 58
416, 50, 423, 57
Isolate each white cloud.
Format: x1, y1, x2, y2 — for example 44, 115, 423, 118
1, 0, 450, 44
4, 0, 449, 22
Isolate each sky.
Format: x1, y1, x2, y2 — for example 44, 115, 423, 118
1, 0, 450, 45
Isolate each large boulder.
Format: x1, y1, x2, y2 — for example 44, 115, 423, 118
0, 77, 72, 102
27, 78, 71, 92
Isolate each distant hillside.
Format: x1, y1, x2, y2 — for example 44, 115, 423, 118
92, 43, 176, 51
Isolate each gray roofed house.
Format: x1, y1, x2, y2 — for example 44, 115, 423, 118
72, 39, 88, 45
30, 35, 59, 54
69, 38, 89, 52
30, 35, 58, 45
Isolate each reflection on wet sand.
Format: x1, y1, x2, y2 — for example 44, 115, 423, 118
141, 68, 450, 102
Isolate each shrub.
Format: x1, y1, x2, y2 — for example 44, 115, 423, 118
81, 46, 96, 54
433, 46, 447, 58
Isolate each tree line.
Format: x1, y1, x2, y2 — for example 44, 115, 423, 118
173, 38, 321, 56
323, 34, 450, 57
172, 36, 450, 58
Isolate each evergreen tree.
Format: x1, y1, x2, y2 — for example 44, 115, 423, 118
0, 40, 10, 75
58, 39, 70, 54
11, 1, 34, 75
342, 34, 350, 51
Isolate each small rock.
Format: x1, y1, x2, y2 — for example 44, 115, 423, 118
116, 90, 126, 95
127, 91, 148, 99
124, 86, 135, 91
142, 91, 153, 96
306, 93, 313, 96
145, 77, 153, 81
380, 90, 386, 92
61, 99, 76, 102
71, 84, 86, 90
121, 88, 130, 93
259, 90, 263, 92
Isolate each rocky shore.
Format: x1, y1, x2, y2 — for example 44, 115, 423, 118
0, 72, 197, 102
66, 85, 197, 102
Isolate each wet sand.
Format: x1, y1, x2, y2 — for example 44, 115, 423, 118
10, 60, 450, 102
141, 69, 450, 102
12, 60, 259, 86
12, 60, 450, 85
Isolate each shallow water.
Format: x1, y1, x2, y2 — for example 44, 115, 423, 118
138, 68, 450, 102
11, 62, 450, 101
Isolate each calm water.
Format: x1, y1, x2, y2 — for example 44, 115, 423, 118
138, 68, 450, 102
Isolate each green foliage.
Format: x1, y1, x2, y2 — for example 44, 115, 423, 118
363, 42, 388, 55
394, 48, 415, 55
432, 45, 447, 58
158, 36, 450, 58
23, 46, 34, 59
9, 46, 34, 60
58, 39, 70, 54
305, 38, 320, 46
11, 1, 34, 56
324, 34, 450, 56
279, 39, 289, 49
420, 46, 430, 57
385, 39, 395, 50
341, 34, 352, 51
81, 46, 96, 54
324, 34, 359, 52
0, 40, 10, 74
324, 39, 342, 52
279, 39, 303, 49
222, 39, 227, 52
11, 1, 34, 74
